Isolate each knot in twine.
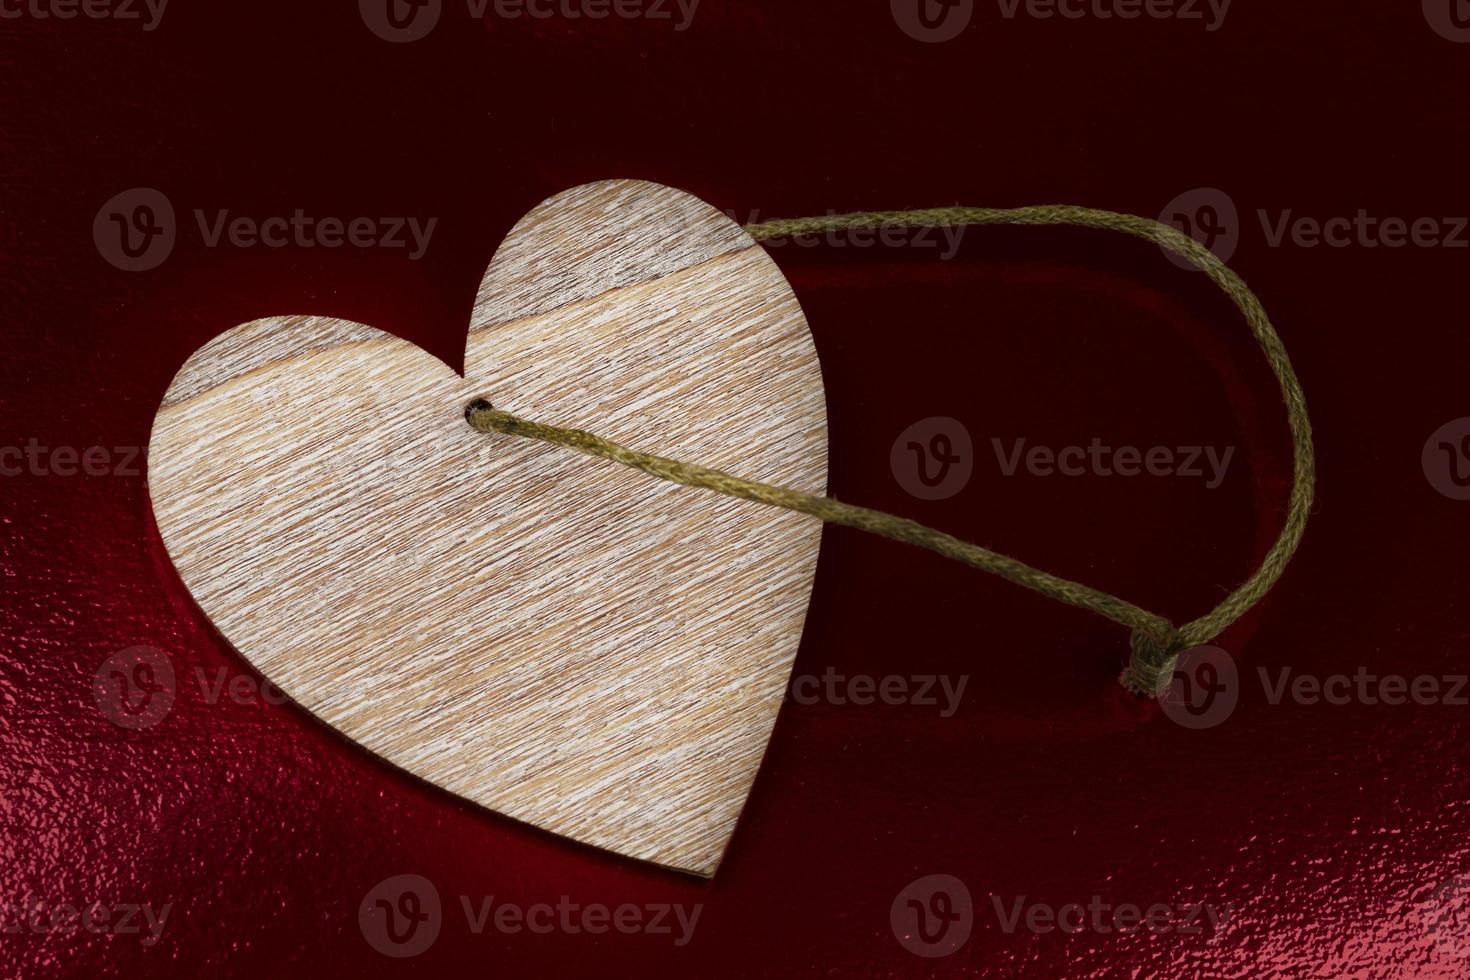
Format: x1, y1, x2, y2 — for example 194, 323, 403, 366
467, 203, 1315, 699
1122, 629, 1188, 697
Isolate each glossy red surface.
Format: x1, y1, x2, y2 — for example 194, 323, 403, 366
3, 2, 1469, 976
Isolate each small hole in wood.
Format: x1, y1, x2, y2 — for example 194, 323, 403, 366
464, 398, 494, 427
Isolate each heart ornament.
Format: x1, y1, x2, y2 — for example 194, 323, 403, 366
148, 180, 828, 876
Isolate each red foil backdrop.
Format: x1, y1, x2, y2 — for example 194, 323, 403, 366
2, 2, 1469, 976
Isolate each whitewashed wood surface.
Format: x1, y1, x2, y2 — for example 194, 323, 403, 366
148, 179, 828, 875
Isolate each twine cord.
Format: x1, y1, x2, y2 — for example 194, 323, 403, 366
467, 204, 1315, 698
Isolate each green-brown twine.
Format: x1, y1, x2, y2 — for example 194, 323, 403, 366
466, 204, 1315, 698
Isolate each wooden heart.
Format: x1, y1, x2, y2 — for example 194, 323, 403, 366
148, 180, 828, 876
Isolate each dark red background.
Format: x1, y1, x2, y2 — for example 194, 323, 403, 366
4, 1, 1470, 975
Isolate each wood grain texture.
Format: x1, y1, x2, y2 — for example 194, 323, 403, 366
147, 180, 828, 876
